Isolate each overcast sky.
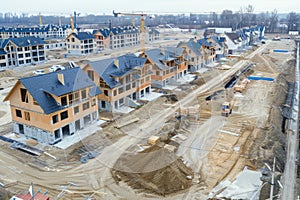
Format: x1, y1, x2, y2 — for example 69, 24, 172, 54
1, 0, 299, 15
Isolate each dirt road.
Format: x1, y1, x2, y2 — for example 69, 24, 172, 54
0, 40, 277, 199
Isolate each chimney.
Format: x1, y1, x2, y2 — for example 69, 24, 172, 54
160, 48, 164, 55
58, 73, 65, 85
114, 59, 119, 68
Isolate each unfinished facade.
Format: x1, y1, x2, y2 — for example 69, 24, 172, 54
177, 38, 204, 72
4, 67, 101, 144
66, 32, 96, 56
0, 36, 46, 68
83, 54, 152, 112
144, 47, 188, 88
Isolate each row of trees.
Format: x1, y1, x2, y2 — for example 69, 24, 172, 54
0, 5, 299, 33
212, 5, 299, 33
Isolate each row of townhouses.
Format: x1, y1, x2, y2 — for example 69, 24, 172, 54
3, 25, 265, 145
0, 25, 71, 39
3, 46, 189, 144
66, 26, 160, 55
0, 36, 46, 67
0, 25, 264, 69
0, 24, 160, 52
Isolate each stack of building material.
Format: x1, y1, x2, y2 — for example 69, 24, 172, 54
233, 79, 249, 93
148, 136, 160, 146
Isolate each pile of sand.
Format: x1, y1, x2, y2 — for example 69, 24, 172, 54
112, 146, 193, 196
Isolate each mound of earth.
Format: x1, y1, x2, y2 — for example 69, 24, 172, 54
112, 146, 193, 196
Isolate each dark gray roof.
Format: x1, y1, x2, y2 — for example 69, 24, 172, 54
89, 54, 147, 88
225, 32, 241, 44
19, 67, 101, 114
0, 49, 6, 55
71, 32, 94, 40
145, 47, 185, 70
1, 36, 46, 48
177, 39, 202, 56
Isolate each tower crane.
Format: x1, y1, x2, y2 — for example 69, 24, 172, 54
38, 13, 43, 26
113, 10, 149, 52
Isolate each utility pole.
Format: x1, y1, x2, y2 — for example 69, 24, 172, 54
270, 157, 275, 200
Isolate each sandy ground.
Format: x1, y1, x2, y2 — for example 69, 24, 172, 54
0, 37, 296, 199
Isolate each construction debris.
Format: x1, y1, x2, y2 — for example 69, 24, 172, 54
233, 78, 250, 93
148, 136, 160, 146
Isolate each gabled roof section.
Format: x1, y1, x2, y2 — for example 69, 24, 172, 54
17, 67, 101, 114
1, 36, 46, 48
225, 32, 241, 44
99, 28, 111, 38
177, 39, 202, 56
71, 32, 95, 40
0, 49, 6, 55
145, 47, 184, 70
88, 54, 147, 88
197, 38, 214, 47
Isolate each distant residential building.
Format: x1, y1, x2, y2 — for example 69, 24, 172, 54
66, 32, 96, 56
0, 27, 47, 39
288, 31, 299, 35
83, 54, 152, 112
147, 28, 160, 43
177, 38, 203, 72
207, 36, 227, 60
144, 47, 188, 88
44, 40, 66, 51
109, 26, 140, 49
0, 25, 72, 40
45, 24, 72, 39
0, 36, 46, 68
197, 38, 216, 65
4, 67, 101, 144
223, 32, 242, 54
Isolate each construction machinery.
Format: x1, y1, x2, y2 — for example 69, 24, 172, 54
113, 10, 149, 51
221, 102, 233, 117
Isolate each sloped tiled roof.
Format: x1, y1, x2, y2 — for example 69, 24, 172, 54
177, 39, 202, 56
0, 49, 6, 55
89, 54, 147, 88
197, 38, 214, 47
145, 47, 184, 70
18, 67, 101, 114
71, 32, 95, 40
225, 32, 241, 44
1, 36, 46, 48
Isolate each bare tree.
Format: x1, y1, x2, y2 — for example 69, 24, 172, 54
220, 10, 233, 27
287, 12, 299, 31
210, 12, 219, 27
268, 9, 278, 32
245, 4, 254, 27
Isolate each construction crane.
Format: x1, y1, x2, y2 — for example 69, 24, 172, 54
74, 11, 80, 29
70, 15, 75, 31
38, 13, 43, 26
113, 10, 149, 52
58, 16, 62, 26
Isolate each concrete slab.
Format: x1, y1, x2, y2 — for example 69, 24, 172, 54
163, 85, 177, 90
140, 92, 163, 101
176, 74, 196, 84
194, 68, 209, 74
114, 106, 135, 114
54, 122, 102, 149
